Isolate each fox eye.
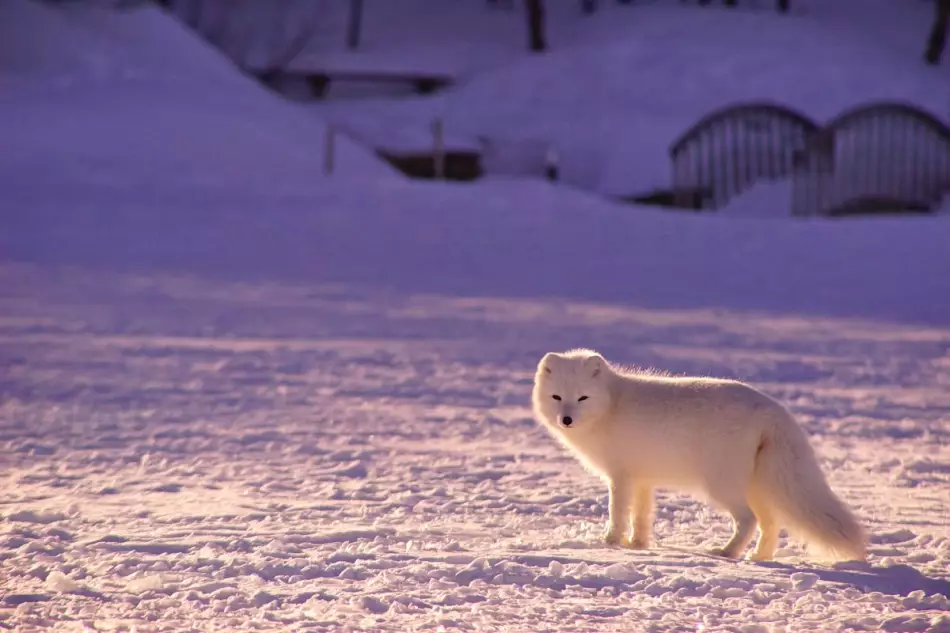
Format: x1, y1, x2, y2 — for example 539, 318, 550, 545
552, 395, 562, 401
578, 396, 589, 402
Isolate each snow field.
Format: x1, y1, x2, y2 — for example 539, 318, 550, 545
2, 0, 950, 631
1, 266, 949, 632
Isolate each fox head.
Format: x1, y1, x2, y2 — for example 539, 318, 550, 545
532, 349, 613, 431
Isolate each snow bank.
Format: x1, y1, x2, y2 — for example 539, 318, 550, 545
0, 0, 124, 83
5, 175, 949, 324
0, 0, 393, 186
308, 1, 949, 195
1, 0, 947, 326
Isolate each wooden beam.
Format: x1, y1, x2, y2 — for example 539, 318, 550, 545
347, 0, 364, 50
526, 0, 547, 52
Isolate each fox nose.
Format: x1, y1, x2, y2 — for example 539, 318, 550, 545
562, 416, 573, 427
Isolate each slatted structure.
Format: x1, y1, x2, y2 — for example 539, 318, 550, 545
669, 103, 819, 209
791, 102, 950, 216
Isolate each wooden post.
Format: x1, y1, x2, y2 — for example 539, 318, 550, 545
545, 144, 559, 181
526, 0, 547, 52
432, 118, 445, 180
323, 125, 336, 175
347, 0, 364, 50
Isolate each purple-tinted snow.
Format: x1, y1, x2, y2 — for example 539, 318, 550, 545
1, 1, 949, 632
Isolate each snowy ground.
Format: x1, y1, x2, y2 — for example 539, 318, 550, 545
3, 173, 950, 631
2, 1, 950, 632
2, 264, 950, 632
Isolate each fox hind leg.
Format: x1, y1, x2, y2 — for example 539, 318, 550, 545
748, 492, 780, 561
709, 497, 757, 559
705, 454, 759, 559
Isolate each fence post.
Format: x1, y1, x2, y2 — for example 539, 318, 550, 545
432, 118, 445, 180
545, 144, 560, 181
347, 0, 364, 50
526, 0, 547, 52
323, 125, 336, 175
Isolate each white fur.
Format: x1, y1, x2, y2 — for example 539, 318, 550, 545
532, 348, 867, 562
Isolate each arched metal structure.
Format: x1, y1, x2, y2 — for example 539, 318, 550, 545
669, 103, 819, 209
791, 102, 950, 216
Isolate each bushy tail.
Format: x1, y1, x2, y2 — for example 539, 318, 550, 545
754, 412, 867, 562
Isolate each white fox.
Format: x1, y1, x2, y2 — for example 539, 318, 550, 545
531, 349, 867, 562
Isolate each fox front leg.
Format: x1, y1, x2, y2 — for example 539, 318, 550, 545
604, 477, 634, 547
631, 485, 654, 549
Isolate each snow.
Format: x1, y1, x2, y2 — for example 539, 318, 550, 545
0, 0, 394, 186
719, 180, 795, 217
299, 0, 950, 195
2, 0, 950, 632
2, 268, 949, 631
6, 176, 950, 323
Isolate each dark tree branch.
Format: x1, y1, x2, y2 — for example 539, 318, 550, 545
925, 0, 950, 64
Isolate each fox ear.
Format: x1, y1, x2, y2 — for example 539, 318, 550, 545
539, 352, 559, 374
584, 354, 606, 378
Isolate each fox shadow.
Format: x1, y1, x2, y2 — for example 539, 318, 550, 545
762, 560, 950, 602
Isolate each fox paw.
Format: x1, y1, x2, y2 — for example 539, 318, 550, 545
603, 531, 631, 548
707, 547, 740, 559
630, 536, 650, 550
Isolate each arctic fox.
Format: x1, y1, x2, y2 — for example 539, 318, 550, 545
531, 349, 867, 562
